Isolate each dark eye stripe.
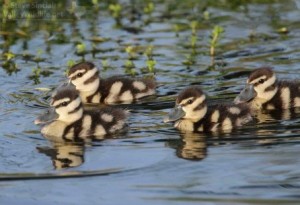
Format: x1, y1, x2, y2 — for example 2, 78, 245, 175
182, 98, 195, 106
70, 70, 88, 80
54, 101, 71, 109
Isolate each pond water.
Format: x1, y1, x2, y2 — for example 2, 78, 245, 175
1, 0, 300, 204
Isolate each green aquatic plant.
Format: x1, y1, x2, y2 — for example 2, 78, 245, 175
30, 66, 41, 84
29, 65, 53, 84
34, 48, 44, 63
92, 0, 99, 6
124, 60, 137, 76
101, 59, 110, 71
182, 53, 196, 67
125, 45, 137, 60
173, 24, 180, 37
143, 2, 155, 24
146, 59, 156, 73
209, 25, 224, 56
144, 2, 155, 15
2, 61, 19, 75
4, 51, 15, 61
144, 45, 154, 60
203, 10, 210, 20
76, 42, 86, 54
67, 59, 76, 68
2, 51, 19, 75
143, 45, 156, 74
190, 35, 197, 49
190, 20, 198, 36
109, 3, 122, 25
65, 59, 76, 76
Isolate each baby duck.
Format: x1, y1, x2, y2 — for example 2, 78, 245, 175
164, 86, 252, 132
234, 67, 300, 110
67, 62, 156, 104
35, 85, 128, 140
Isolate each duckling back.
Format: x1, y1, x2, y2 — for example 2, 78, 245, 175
99, 76, 156, 104
60, 106, 128, 141
200, 104, 252, 132
261, 81, 300, 110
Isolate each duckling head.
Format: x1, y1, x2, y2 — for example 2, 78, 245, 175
68, 62, 100, 93
35, 85, 83, 125
50, 85, 83, 124
234, 67, 278, 104
164, 86, 207, 123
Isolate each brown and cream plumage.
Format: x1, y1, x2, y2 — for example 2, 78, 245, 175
164, 86, 252, 132
35, 85, 128, 141
68, 62, 156, 104
234, 67, 300, 110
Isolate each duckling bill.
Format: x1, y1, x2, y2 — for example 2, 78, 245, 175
164, 86, 252, 132
35, 85, 128, 140
68, 62, 156, 104
234, 67, 300, 110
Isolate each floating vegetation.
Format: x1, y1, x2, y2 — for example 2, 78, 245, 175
125, 45, 137, 60
3, 51, 15, 61
33, 49, 44, 63
182, 53, 196, 67
108, 3, 122, 25
210, 25, 225, 57
143, 2, 155, 15
101, 59, 110, 71
30, 66, 42, 84
29, 66, 53, 84
124, 60, 137, 76
76, 42, 87, 55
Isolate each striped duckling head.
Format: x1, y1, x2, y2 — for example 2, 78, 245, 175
68, 62, 100, 94
35, 85, 83, 125
234, 67, 278, 105
164, 86, 207, 123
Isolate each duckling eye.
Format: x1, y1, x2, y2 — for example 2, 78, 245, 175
258, 79, 265, 84
187, 99, 193, 104
77, 73, 83, 78
61, 102, 68, 106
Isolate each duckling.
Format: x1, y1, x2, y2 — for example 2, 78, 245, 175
164, 86, 252, 132
35, 85, 128, 140
67, 62, 156, 104
234, 67, 300, 110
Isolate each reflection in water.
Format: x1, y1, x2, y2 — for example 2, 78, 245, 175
37, 143, 85, 169
166, 132, 207, 161
254, 107, 300, 124
166, 107, 300, 161
37, 129, 125, 169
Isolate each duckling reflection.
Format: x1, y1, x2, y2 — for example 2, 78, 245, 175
166, 132, 207, 161
246, 107, 300, 145
37, 143, 84, 170
254, 107, 300, 123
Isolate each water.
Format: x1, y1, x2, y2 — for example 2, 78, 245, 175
1, 0, 300, 204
